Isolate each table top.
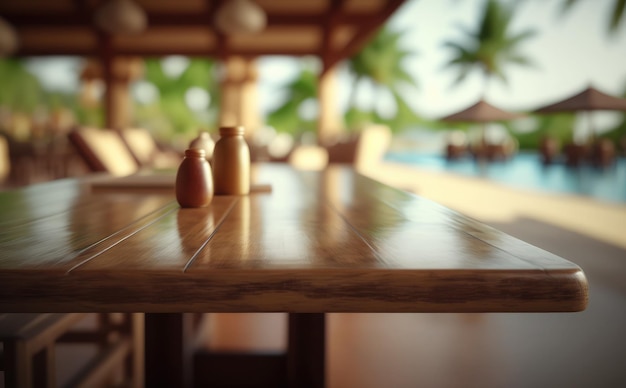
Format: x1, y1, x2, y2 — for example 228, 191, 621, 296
0, 164, 588, 313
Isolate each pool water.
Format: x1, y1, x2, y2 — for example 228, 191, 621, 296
384, 152, 626, 203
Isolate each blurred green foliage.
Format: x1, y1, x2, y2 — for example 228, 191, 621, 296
0, 58, 103, 134
266, 64, 318, 137
134, 58, 219, 141
0, 59, 43, 113
346, 26, 419, 132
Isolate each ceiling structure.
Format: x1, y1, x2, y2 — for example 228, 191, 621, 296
1, 0, 406, 69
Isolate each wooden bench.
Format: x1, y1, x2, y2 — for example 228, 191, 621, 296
0, 313, 143, 388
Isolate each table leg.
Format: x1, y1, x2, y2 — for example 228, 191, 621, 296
287, 313, 326, 388
145, 313, 195, 388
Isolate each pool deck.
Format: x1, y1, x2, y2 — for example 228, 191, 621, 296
365, 161, 626, 250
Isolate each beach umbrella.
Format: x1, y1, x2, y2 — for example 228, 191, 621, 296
439, 99, 523, 159
534, 86, 626, 113
533, 85, 626, 140
440, 99, 523, 123
440, 99, 523, 143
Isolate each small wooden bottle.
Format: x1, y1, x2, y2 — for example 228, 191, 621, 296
175, 148, 214, 208
212, 125, 250, 195
189, 131, 215, 161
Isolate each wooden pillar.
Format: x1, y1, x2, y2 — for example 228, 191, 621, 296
98, 35, 141, 129
219, 56, 260, 135
317, 66, 343, 145
100, 34, 115, 129
241, 59, 261, 132
109, 71, 133, 129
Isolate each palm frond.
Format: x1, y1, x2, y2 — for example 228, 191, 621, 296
560, 0, 581, 14
442, 0, 537, 90
504, 54, 535, 68
451, 66, 474, 87
346, 25, 418, 117
508, 29, 537, 46
385, 89, 421, 133
610, 0, 626, 33
560, 0, 625, 35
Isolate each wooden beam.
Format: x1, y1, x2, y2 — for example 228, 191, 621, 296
320, 0, 345, 69
7, 0, 406, 67
211, 0, 230, 59
16, 45, 316, 57
322, 0, 405, 74
2, 10, 383, 28
318, 0, 346, 142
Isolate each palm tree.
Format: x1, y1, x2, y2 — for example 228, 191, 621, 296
266, 26, 419, 136
441, 0, 537, 156
442, 0, 536, 94
346, 26, 419, 131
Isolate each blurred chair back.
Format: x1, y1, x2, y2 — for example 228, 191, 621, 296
118, 128, 181, 169
288, 145, 329, 170
68, 127, 139, 176
324, 124, 391, 172
0, 135, 9, 183
117, 127, 159, 166
325, 134, 360, 165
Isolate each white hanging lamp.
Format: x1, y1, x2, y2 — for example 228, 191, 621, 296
0, 17, 18, 56
214, 0, 267, 35
94, 0, 147, 35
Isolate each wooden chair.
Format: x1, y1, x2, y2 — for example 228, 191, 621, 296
116, 128, 181, 169
590, 138, 616, 167
288, 145, 329, 170
539, 136, 560, 164
68, 127, 140, 176
563, 142, 589, 167
323, 124, 392, 173
0, 313, 143, 388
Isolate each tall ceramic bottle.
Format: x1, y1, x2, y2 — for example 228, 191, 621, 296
175, 148, 214, 208
212, 125, 250, 195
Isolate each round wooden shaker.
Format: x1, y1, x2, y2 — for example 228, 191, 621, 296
212, 126, 250, 195
175, 148, 214, 208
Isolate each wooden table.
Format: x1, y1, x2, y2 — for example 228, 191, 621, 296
0, 164, 588, 388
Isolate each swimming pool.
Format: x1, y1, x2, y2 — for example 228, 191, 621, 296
384, 152, 626, 203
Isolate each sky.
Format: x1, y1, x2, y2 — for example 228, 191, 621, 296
24, 0, 626, 132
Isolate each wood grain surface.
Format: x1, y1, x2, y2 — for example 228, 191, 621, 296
0, 165, 588, 313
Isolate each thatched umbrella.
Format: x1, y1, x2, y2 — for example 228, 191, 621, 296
535, 86, 626, 113
441, 99, 523, 123
440, 99, 523, 159
533, 86, 626, 166
534, 85, 626, 137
